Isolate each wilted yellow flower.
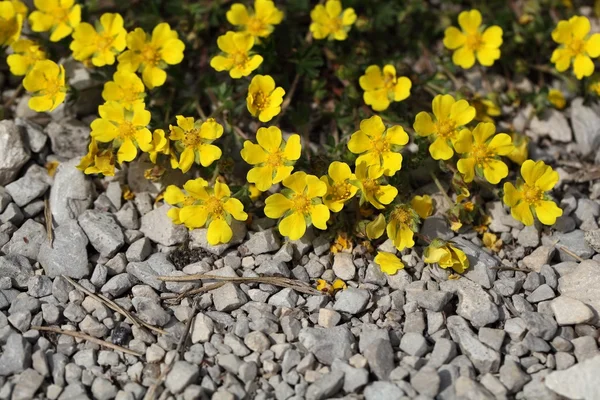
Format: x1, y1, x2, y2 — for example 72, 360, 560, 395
166, 180, 247, 245
413, 94, 476, 160
169, 116, 223, 173
123, 185, 135, 200
503, 159, 563, 226
374, 251, 404, 275
473, 98, 501, 122
210, 31, 263, 79
310, 0, 356, 41
247, 75, 285, 122
348, 115, 409, 176
22, 59, 67, 112
387, 204, 419, 251
359, 65, 411, 111
355, 162, 397, 210
227, 0, 283, 39
316, 278, 346, 295
0, 1, 22, 46
29, 0, 80, 42
7, 39, 46, 76
77, 138, 115, 176
102, 71, 145, 110
366, 213, 386, 240
148, 129, 178, 169
443, 9, 503, 69
90, 102, 152, 164
483, 232, 502, 252
241, 126, 301, 191
45, 160, 59, 177
454, 122, 513, 184
330, 232, 352, 253
548, 89, 566, 109
424, 239, 469, 274
264, 172, 330, 240
70, 13, 126, 67
551, 16, 600, 79
411, 195, 433, 219
320, 161, 358, 212
118, 23, 185, 89
507, 132, 529, 165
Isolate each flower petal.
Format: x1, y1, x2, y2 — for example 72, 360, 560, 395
207, 218, 233, 245
534, 200, 563, 226
309, 204, 330, 230
264, 193, 293, 218
279, 212, 306, 240
429, 137, 454, 160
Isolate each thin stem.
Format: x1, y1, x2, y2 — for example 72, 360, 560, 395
430, 172, 453, 207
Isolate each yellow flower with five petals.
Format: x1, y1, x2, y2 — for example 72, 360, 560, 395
443, 9, 503, 69
164, 178, 208, 224
29, 0, 80, 42
90, 101, 152, 164
264, 172, 330, 240
210, 31, 263, 79
247, 75, 285, 122
310, 0, 356, 41
117, 23, 185, 89
226, 0, 283, 39
454, 122, 514, 184
359, 65, 411, 111
22, 59, 67, 112
169, 116, 223, 173
70, 13, 127, 67
386, 204, 419, 251
413, 94, 476, 160
503, 160, 563, 226
241, 126, 301, 191
102, 71, 145, 110
551, 16, 600, 80
424, 239, 469, 274
320, 161, 358, 212
348, 115, 409, 176
355, 162, 398, 210
374, 251, 404, 275
7, 39, 46, 76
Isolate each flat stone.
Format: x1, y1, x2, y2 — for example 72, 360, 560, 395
399, 332, 430, 357
1, 219, 45, 261
78, 210, 124, 257
452, 237, 498, 288
5, 175, 49, 207
545, 354, 600, 399
318, 308, 341, 328
440, 278, 499, 327
306, 370, 344, 400
11, 368, 44, 400
165, 361, 199, 394
332, 252, 356, 280
0, 120, 30, 186
529, 108, 572, 142
413, 290, 453, 311
454, 376, 495, 400
299, 325, 355, 365
570, 97, 600, 156
91, 377, 117, 400
553, 230, 594, 261
333, 287, 369, 314
550, 296, 594, 325
363, 382, 405, 400
421, 216, 454, 240
427, 338, 457, 368
364, 338, 394, 380
521, 311, 557, 340
45, 119, 90, 158
0, 254, 34, 289
526, 284, 555, 303
212, 283, 248, 312
558, 260, 600, 322
49, 158, 94, 226
132, 297, 171, 326
126, 253, 176, 291
523, 246, 555, 272
518, 225, 540, 247
38, 220, 89, 278
499, 359, 531, 394
447, 316, 501, 374
0, 333, 31, 376
411, 366, 440, 397
239, 229, 280, 255
140, 204, 188, 246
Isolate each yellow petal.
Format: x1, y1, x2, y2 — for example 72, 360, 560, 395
359, 115, 385, 137
573, 54, 595, 80
179, 205, 208, 228
309, 204, 330, 230
458, 9, 482, 34
432, 94, 455, 121
328, 161, 351, 182
279, 212, 306, 240
366, 214, 386, 239
198, 144, 222, 167
443, 26, 466, 49
374, 251, 404, 275
224, 198, 247, 221
164, 186, 185, 205
511, 201, 534, 226
482, 26, 503, 48
482, 159, 509, 184
264, 193, 293, 218
453, 47, 476, 69
502, 182, 522, 207
457, 157, 476, 183
429, 137, 454, 160
411, 195, 433, 219
413, 112, 435, 136
348, 131, 372, 154
117, 139, 138, 164
283, 134, 302, 161
534, 200, 563, 226
256, 126, 282, 153
207, 218, 233, 245
241, 141, 268, 165
227, 3, 249, 25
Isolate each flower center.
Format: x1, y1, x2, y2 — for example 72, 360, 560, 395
371, 137, 390, 155
247, 17, 266, 35
141, 45, 161, 66
120, 85, 143, 105
55, 7, 70, 24
465, 33, 483, 51
265, 151, 284, 167
435, 119, 457, 139
362, 179, 379, 195
330, 182, 353, 201
41, 76, 62, 98
118, 121, 136, 140
95, 32, 115, 52
383, 71, 396, 91
472, 144, 490, 161
391, 207, 411, 224
291, 193, 311, 214
206, 196, 225, 217
182, 196, 196, 206
232, 51, 250, 67
183, 129, 201, 148
522, 184, 543, 205
568, 38, 585, 55
252, 91, 269, 110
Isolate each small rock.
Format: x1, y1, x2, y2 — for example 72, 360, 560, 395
427, 338, 457, 368
499, 359, 531, 393
550, 296, 594, 325
49, 159, 94, 226
363, 382, 405, 400
0, 255, 34, 289
478, 328, 505, 351
1, 219, 45, 261
189, 220, 246, 256
101, 274, 131, 297
523, 246, 554, 272
421, 216, 454, 240
165, 361, 199, 394
410, 366, 440, 397
454, 376, 495, 399
140, 205, 188, 246
554, 230, 594, 261
332, 253, 356, 280
191, 314, 214, 344
11, 368, 44, 400
39, 220, 89, 278
268, 288, 298, 308
364, 338, 394, 380
0, 333, 31, 376
0, 120, 30, 186
440, 278, 499, 327
318, 308, 341, 328
529, 108, 572, 142
78, 210, 124, 257
306, 370, 344, 400
91, 377, 118, 400
526, 284, 555, 303
399, 332, 430, 357
584, 229, 600, 253
244, 331, 270, 352
5, 175, 49, 207
299, 325, 355, 365
521, 311, 557, 340
518, 225, 540, 247
570, 97, 600, 156
447, 316, 501, 374
558, 260, 600, 323
45, 119, 90, 158
413, 290, 453, 312
212, 283, 248, 312
333, 287, 369, 314
545, 354, 600, 399
239, 229, 280, 255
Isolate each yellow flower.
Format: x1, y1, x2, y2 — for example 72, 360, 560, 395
551, 16, 600, 79
374, 251, 404, 275
359, 65, 411, 111
70, 13, 126, 67
503, 159, 563, 226
413, 94, 476, 160
90, 102, 152, 164
473, 98, 501, 122
454, 122, 513, 184
10, 0, 26, 17
148, 129, 178, 169
590, 80, 600, 96
0, 1, 23, 46
118, 23, 185, 89
102, 71, 145, 110
386, 204, 419, 251
210, 31, 263, 79
248, 184, 262, 201
264, 171, 330, 240
169, 116, 223, 173
22, 59, 67, 112
443, 9, 503, 69
348, 115, 409, 176
320, 161, 358, 212
166, 180, 247, 245
310, 0, 356, 41
366, 213, 386, 240
7, 39, 46, 76
123, 185, 135, 200
355, 162, 398, 210
227, 0, 283, 39
247, 75, 285, 122
424, 239, 470, 274
548, 89, 566, 109
483, 232, 502, 253
507, 132, 529, 165
316, 278, 346, 295
77, 138, 115, 176
330, 232, 352, 253
411, 195, 433, 219
241, 126, 301, 191
29, 0, 80, 42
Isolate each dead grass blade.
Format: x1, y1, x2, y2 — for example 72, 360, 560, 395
33, 325, 143, 357
156, 274, 323, 296
44, 197, 53, 248
63, 275, 167, 335
163, 281, 226, 304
